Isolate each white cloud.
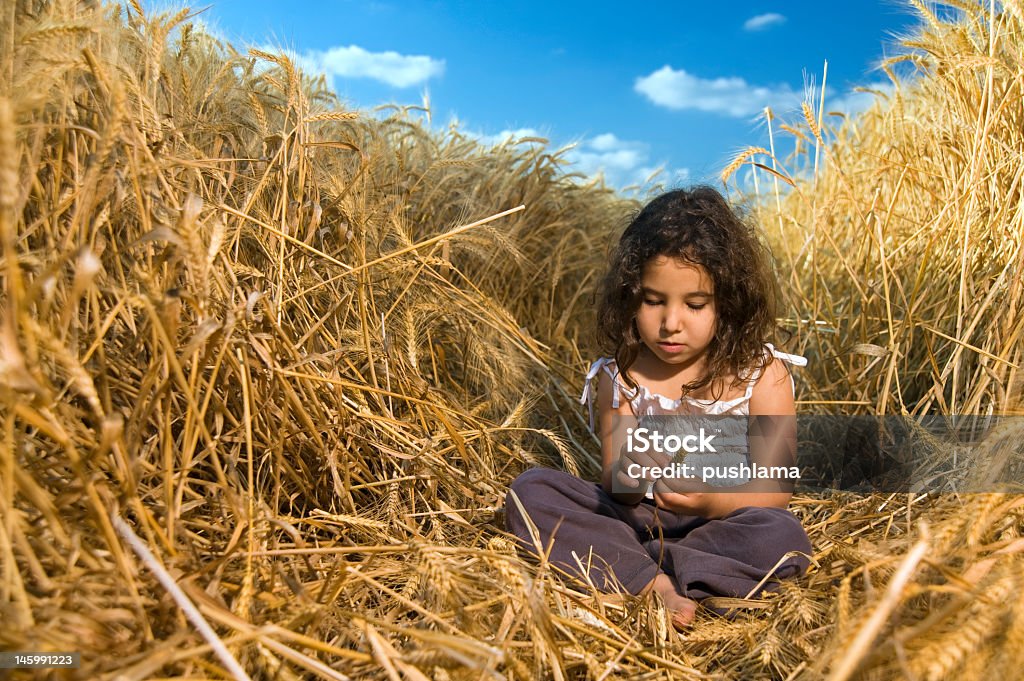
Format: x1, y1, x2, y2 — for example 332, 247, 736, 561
635, 66, 801, 117
461, 127, 687, 191
564, 133, 689, 191
743, 13, 787, 31
826, 83, 895, 117
474, 127, 546, 147
289, 44, 444, 88
671, 167, 692, 183
570, 134, 646, 174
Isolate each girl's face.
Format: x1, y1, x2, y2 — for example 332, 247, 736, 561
635, 256, 717, 368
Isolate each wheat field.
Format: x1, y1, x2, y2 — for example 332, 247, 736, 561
1, 1, 1022, 679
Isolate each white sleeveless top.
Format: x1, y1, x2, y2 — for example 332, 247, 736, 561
578, 344, 807, 489
579, 343, 807, 430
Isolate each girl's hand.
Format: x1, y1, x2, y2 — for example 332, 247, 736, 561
651, 489, 709, 515
603, 442, 655, 505
651, 486, 741, 518
613, 439, 665, 490
650, 482, 721, 516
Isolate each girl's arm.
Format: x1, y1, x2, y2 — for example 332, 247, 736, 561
652, 357, 796, 518
597, 369, 650, 505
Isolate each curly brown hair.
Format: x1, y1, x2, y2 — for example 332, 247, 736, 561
596, 186, 782, 397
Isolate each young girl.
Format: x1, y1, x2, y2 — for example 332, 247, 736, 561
505, 187, 812, 628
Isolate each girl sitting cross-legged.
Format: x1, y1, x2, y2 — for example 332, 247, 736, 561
506, 186, 812, 628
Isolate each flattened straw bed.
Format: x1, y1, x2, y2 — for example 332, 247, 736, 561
1, 1, 1022, 679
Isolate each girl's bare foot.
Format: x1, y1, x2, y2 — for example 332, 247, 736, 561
646, 574, 698, 628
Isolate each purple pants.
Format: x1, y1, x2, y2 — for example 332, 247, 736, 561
505, 468, 811, 599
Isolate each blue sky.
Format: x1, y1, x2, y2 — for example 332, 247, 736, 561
181, 1, 922, 192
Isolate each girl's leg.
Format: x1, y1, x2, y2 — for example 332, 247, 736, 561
505, 468, 699, 595
648, 505, 812, 600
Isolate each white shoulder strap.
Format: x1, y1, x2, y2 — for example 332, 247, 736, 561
766, 342, 808, 367
580, 358, 617, 432
744, 344, 808, 398
766, 343, 806, 395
